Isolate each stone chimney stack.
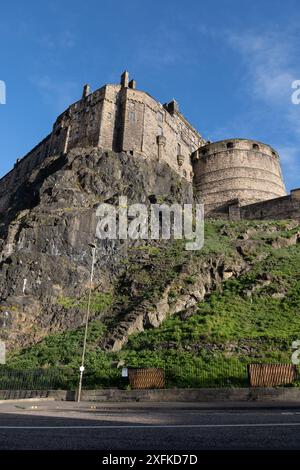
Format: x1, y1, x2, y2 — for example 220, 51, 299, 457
82, 84, 91, 98
164, 99, 179, 115
121, 71, 129, 88
129, 79, 136, 89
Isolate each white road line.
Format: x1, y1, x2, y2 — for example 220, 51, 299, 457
0, 423, 300, 429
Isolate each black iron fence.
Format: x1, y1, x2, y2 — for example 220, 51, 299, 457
0, 363, 299, 391
0, 368, 76, 391
165, 362, 250, 388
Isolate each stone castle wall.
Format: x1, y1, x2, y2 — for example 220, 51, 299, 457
0, 73, 295, 222
46, 74, 204, 179
0, 135, 51, 213
121, 87, 204, 179
236, 188, 300, 220
0, 73, 204, 215
192, 139, 286, 213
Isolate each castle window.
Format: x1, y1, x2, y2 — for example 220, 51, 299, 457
252, 143, 259, 150
226, 142, 234, 149
157, 111, 163, 123
129, 111, 136, 123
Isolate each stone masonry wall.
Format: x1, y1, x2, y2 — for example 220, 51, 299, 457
0, 135, 51, 214
238, 188, 300, 220
121, 87, 204, 180
0, 74, 205, 215
193, 139, 286, 212
47, 76, 204, 181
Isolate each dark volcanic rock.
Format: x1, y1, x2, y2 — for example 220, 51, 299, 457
0, 148, 192, 349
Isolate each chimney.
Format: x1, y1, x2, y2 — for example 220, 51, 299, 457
121, 71, 129, 88
164, 99, 179, 115
129, 79, 136, 89
82, 84, 91, 98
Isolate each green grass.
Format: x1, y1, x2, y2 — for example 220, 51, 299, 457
56, 292, 113, 314
120, 243, 300, 366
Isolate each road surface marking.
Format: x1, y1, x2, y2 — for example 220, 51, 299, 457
0, 423, 300, 429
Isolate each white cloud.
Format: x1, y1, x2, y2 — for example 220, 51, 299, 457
228, 30, 297, 104
225, 28, 300, 190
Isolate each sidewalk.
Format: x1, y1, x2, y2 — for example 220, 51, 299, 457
0, 399, 300, 413
75, 400, 300, 411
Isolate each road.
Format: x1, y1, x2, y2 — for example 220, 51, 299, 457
0, 401, 300, 450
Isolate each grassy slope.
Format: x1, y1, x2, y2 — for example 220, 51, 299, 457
6, 220, 300, 387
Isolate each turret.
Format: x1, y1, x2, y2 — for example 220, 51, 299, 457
120, 71, 129, 88
82, 84, 91, 98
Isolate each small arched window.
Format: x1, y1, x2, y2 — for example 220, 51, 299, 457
253, 143, 259, 150
226, 142, 234, 149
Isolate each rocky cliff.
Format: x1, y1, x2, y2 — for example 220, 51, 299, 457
0, 148, 193, 349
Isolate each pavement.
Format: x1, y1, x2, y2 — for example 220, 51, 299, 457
0, 400, 300, 450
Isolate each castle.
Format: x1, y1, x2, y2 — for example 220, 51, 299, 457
0, 71, 299, 219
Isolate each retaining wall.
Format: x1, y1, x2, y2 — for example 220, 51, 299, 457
1, 388, 300, 402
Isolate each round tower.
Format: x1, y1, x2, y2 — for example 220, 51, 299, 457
192, 138, 286, 213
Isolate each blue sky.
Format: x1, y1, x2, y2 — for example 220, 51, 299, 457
0, 0, 300, 191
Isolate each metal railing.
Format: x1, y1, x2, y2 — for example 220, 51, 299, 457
165, 363, 249, 388
0, 362, 299, 391
0, 368, 75, 390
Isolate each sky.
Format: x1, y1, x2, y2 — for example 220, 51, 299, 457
0, 0, 300, 191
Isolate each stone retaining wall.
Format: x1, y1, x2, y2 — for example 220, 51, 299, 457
1, 388, 300, 402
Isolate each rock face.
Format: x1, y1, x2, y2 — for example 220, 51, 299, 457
0, 148, 192, 349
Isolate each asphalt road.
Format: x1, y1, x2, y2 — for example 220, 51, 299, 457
0, 401, 300, 450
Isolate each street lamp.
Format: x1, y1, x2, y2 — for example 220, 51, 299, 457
77, 242, 97, 403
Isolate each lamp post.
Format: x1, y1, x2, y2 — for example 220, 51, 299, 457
77, 242, 96, 403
